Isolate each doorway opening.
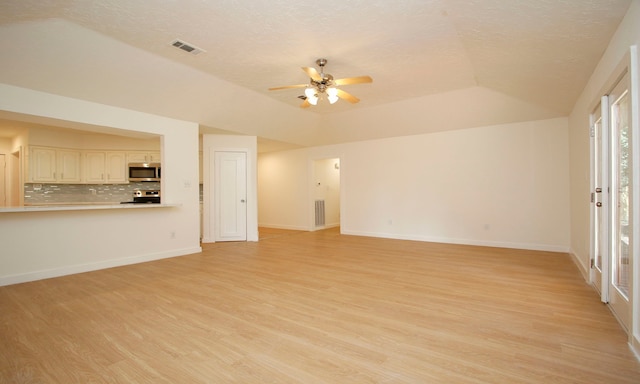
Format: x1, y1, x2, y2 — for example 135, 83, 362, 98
312, 158, 341, 230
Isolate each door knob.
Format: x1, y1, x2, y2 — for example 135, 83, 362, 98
241, 199, 246, 203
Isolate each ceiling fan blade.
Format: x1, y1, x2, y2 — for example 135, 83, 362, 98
268, 84, 308, 91
336, 88, 360, 104
302, 67, 323, 82
334, 76, 373, 86
300, 99, 311, 108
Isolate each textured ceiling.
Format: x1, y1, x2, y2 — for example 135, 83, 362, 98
0, 0, 632, 145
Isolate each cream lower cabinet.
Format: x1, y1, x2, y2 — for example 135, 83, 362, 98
30, 147, 82, 183
84, 152, 127, 184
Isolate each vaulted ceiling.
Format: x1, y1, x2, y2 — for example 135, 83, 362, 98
0, 0, 632, 150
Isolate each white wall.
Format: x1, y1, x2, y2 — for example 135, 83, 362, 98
258, 150, 311, 230
569, 1, 640, 275
567, 1, 640, 355
0, 84, 201, 286
259, 117, 570, 252
0, 138, 10, 153
28, 126, 160, 151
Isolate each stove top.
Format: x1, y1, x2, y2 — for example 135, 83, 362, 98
121, 190, 161, 204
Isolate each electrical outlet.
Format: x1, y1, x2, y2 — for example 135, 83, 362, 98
170, 231, 176, 239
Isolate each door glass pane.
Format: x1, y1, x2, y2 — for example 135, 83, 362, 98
611, 90, 630, 298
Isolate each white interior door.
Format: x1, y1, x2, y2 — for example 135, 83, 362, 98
214, 151, 247, 242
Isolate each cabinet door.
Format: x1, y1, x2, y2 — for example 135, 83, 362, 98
57, 150, 82, 183
126, 152, 148, 163
85, 152, 106, 183
106, 152, 127, 183
149, 152, 161, 163
127, 152, 160, 164
31, 147, 57, 182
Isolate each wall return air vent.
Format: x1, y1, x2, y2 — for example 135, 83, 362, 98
170, 39, 205, 55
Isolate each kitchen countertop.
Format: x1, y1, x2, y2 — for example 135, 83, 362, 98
0, 203, 180, 213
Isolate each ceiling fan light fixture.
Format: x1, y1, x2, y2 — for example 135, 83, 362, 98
269, 58, 372, 108
327, 87, 339, 104
304, 87, 317, 99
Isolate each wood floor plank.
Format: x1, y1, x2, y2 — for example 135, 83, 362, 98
1, 227, 639, 383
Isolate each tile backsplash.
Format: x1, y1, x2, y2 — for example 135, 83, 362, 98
24, 182, 161, 204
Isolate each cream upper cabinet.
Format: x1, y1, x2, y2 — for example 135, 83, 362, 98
105, 152, 127, 183
84, 152, 106, 183
84, 151, 127, 184
30, 147, 57, 182
29, 146, 157, 184
149, 152, 161, 163
127, 151, 160, 164
57, 150, 82, 183
30, 147, 81, 183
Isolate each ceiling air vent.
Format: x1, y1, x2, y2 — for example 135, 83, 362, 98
170, 39, 205, 55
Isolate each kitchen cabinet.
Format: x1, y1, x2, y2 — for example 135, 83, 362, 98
127, 151, 161, 164
28, 146, 158, 184
84, 152, 127, 184
84, 152, 106, 183
30, 147, 81, 183
30, 147, 56, 182
106, 152, 127, 183
57, 150, 82, 183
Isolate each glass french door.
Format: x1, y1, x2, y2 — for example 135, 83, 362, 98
591, 70, 632, 333
608, 71, 631, 331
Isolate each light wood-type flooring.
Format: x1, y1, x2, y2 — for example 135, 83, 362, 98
1, 227, 639, 383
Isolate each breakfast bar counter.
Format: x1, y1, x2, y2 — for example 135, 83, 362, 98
0, 203, 180, 213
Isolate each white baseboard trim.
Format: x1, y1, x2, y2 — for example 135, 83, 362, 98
0, 246, 202, 287
312, 223, 340, 231
568, 247, 590, 282
258, 223, 310, 231
631, 337, 640, 363
340, 229, 570, 253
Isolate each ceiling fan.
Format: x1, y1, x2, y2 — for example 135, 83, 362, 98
268, 58, 372, 108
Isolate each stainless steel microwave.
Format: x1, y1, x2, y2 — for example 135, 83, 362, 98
128, 163, 161, 182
